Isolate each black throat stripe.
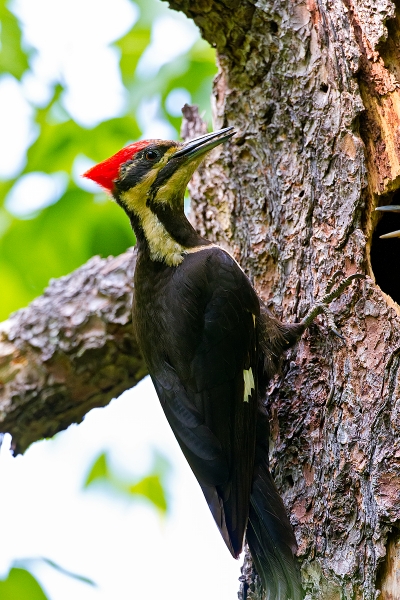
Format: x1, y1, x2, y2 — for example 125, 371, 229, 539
147, 156, 187, 205
150, 200, 207, 248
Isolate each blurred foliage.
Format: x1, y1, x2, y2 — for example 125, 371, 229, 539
0, 567, 49, 600
0, 0, 217, 320
84, 450, 170, 514
0, 558, 96, 600
0, 4, 206, 595
0, 1, 28, 77
36, 558, 95, 587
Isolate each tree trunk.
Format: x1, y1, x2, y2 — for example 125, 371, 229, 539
2, 0, 400, 597
168, 1, 400, 598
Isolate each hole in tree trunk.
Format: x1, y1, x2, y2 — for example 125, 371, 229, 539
269, 20, 278, 33
371, 191, 400, 305
285, 474, 294, 487
376, 527, 400, 599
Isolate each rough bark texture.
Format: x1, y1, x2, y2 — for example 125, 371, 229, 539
0, 250, 147, 454
165, 1, 400, 598
2, 0, 400, 597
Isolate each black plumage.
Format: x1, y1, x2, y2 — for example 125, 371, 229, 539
135, 246, 259, 556
84, 128, 362, 600
133, 244, 303, 598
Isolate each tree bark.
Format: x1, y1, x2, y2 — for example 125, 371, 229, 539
169, 1, 400, 598
2, 0, 400, 597
0, 251, 147, 455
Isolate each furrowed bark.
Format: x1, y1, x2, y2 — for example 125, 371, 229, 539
164, 1, 400, 598
0, 250, 147, 455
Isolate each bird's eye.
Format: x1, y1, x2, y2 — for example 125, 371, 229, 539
145, 150, 158, 161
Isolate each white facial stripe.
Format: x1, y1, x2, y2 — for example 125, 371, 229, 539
120, 147, 177, 204
120, 154, 247, 269
120, 168, 159, 211
119, 149, 193, 267
140, 211, 185, 266
121, 182, 185, 267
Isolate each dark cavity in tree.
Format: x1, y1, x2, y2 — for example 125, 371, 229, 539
371, 191, 400, 305
263, 105, 275, 125
375, 527, 400, 595
285, 474, 294, 487
269, 20, 278, 33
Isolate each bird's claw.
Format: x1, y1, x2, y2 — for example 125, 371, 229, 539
320, 305, 345, 340
325, 270, 344, 294
301, 273, 365, 337
319, 273, 365, 307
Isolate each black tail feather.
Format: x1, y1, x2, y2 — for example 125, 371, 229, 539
246, 466, 303, 600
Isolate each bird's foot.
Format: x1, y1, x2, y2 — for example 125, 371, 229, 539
325, 270, 345, 294
300, 273, 365, 337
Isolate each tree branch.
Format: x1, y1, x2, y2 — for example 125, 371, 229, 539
0, 105, 206, 457
0, 249, 147, 455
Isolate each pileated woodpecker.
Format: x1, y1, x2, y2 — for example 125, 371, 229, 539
84, 128, 362, 600
375, 205, 400, 238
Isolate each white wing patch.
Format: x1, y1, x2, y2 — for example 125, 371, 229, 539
243, 367, 255, 402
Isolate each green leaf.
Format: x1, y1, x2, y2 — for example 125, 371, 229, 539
0, 568, 48, 600
0, 188, 134, 320
121, 34, 217, 131
0, 1, 29, 79
24, 114, 141, 175
84, 452, 109, 486
133, 0, 172, 27
0, 259, 33, 319
128, 474, 167, 513
84, 450, 170, 514
9, 558, 96, 590
117, 27, 151, 84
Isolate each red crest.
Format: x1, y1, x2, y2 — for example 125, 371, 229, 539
83, 140, 151, 192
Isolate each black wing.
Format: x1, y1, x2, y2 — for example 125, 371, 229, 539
147, 248, 260, 557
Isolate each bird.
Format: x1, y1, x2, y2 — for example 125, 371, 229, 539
84, 127, 363, 600
375, 205, 400, 238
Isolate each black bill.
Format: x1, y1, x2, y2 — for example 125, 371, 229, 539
375, 205, 400, 238
173, 127, 235, 160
